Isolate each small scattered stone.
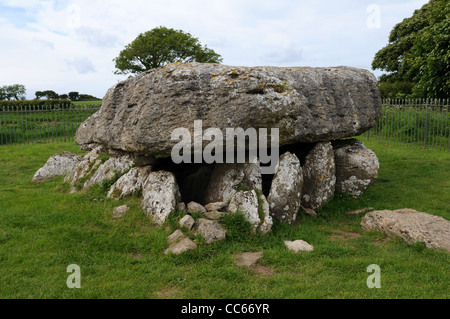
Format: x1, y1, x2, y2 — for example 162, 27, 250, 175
177, 202, 187, 212
204, 211, 226, 220
205, 202, 225, 212
167, 230, 186, 244
187, 202, 207, 214
235, 252, 264, 268
164, 238, 197, 255
179, 215, 195, 231
113, 205, 129, 219
301, 206, 318, 217
193, 218, 227, 244
285, 240, 315, 253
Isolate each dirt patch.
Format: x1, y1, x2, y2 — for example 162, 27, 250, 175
253, 265, 276, 277
156, 287, 180, 299
132, 253, 144, 260
374, 237, 390, 246
330, 230, 363, 240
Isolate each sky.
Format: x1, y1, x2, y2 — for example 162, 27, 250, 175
0, 0, 429, 100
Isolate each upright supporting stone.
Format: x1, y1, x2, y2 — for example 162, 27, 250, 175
141, 171, 181, 226
302, 142, 336, 210
268, 152, 303, 225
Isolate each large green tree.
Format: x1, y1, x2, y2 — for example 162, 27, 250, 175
372, 0, 449, 99
114, 27, 223, 75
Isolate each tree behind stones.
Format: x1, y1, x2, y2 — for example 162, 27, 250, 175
113, 26, 223, 75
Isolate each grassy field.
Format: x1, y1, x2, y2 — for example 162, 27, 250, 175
0, 140, 448, 299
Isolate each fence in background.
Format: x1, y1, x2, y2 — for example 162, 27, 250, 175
0, 104, 101, 145
360, 99, 449, 151
1, 100, 449, 151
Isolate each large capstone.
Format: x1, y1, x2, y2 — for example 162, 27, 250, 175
76, 63, 381, 157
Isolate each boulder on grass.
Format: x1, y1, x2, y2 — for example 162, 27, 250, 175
362, 209, 450, 252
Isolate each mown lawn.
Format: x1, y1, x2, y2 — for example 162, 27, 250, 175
0, 140, 448, 299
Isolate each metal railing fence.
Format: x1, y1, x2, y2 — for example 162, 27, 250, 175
0, 104, 100, 145
360, 99, 449, 151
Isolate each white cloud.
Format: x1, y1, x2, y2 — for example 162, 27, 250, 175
0, 0, 430, 99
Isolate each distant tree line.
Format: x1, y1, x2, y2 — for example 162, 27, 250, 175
0, 84, 26, 101
35, 90, 100, 101
1, 84, 100, 102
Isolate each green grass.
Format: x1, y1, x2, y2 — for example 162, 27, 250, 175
0, 140, 448, 299
71, 100, 102, 106
0, 105, 100, 145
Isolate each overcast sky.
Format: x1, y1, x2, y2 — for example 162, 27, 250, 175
0, 0, 429, 100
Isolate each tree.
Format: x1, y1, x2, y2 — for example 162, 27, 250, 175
68, 91, 80, 101
0, 86, 7, 100
113, 27, 223, 75
372, 0, 449, 99
0, 84, 26, 100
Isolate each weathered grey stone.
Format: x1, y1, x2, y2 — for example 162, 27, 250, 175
32, 152, 83, 182
64, 147, 104, 193
228, 190, 273, 234
205, 202, 225, 212
167, 230, 186, 244
165, 238, 197, 255
285, 240, 315, 253
107, 166, 152, 199
333, 139, 379, 197
113, 205, 129, 219
187, 202, 207, 214
302, 142, 336, 209
204, 211, 227, 220
229, 190, 261, 229
268, 152, 303, 225
361, 209, 450, 252
204, 162, 262, 205
235, 252, 263, 268
258, 194, 274, 235
84, 155, 134, 189
193, 218, 227, 244
76, 63, 381, 157
179, 215, 196, 231
177, 202, 187, 212
141, 171, 181, 226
